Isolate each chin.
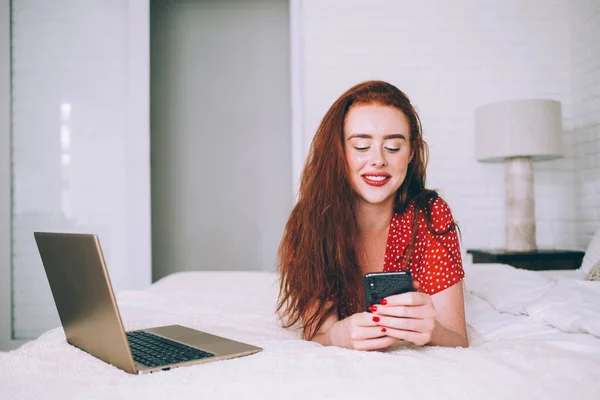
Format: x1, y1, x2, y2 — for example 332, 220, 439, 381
357, 193, 396, 206
352, 181, 400, 206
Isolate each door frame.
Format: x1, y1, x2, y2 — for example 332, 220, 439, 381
0, 0, 21, 351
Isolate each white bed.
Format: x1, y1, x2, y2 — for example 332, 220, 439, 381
1, 261, 599, 400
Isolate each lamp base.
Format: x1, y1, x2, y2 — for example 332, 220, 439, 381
505, 156, 536, 252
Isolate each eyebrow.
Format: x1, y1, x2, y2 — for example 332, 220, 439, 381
346, 133, 407, 141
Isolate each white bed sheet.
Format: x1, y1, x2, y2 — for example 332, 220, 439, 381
1, 265, 599, 400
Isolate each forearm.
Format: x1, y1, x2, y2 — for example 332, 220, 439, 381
429, 320, 468, 348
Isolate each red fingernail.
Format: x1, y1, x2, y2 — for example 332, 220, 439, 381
369, 305, 377, 312
372, 316, 380, 322
380, 299, 387, 305
381, 327, 387, 333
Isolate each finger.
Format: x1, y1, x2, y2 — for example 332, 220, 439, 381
348, 326, 391, 341
380, 326, 430, 346
353, 312, 384, 327
412, 279, 421, 292
375, 305, 435, 319
382, 291, 430, 306
375, 315, 435, 333
351, 336, 398, 351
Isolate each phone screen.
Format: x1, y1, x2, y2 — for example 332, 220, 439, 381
364, 271, 413, 312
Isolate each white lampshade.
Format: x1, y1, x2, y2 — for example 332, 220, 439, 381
474, 99, 564, 252
475, 99, 563, 162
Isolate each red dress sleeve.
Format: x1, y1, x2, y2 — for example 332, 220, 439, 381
417, 198, 464, 295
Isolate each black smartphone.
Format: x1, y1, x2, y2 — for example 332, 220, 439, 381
364, 271, 414, 312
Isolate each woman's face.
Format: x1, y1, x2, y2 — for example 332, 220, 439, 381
344, 104, 413, 208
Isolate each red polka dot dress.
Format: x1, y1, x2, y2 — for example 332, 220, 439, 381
384, 198, 464, 295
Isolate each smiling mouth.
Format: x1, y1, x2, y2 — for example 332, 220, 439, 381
362, 175, 391, 187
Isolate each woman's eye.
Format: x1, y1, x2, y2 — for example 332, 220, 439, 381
353, 146, 370, 151
385, 147, 400, 152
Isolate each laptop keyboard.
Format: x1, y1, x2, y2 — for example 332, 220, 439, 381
126, 330, 214, 368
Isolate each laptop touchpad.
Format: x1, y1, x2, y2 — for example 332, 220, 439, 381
144, 325, 224, 346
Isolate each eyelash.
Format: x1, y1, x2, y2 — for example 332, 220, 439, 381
354, 146, 400, 153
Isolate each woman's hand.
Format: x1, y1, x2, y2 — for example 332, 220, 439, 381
314, 281, 467, 349
328, 312, 398, 351
369, 286, 438, 347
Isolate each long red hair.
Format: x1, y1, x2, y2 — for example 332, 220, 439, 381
277, 80, 448, 339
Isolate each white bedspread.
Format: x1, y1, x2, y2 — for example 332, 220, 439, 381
1, 266, 600, 400
466, 263, 600, 337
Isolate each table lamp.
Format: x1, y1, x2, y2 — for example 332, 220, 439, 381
474, 99, 563, 252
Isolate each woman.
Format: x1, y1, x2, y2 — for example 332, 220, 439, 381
277, 80, 467, 350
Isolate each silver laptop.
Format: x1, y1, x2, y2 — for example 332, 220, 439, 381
34, 232, 262, 374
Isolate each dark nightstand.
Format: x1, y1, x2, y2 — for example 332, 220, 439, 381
466, 249, 585, 271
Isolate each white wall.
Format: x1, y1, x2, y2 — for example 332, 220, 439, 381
298, 0, 593, 252
571, 0, 600, 247
151, 0, 292, 280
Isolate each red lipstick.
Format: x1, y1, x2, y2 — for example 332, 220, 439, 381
361, 173, 391, 187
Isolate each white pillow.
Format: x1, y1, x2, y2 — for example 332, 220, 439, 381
581, 228, 600, 273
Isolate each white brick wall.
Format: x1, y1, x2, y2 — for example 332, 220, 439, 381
299, 0, 595, 253
570, 0, 600, 248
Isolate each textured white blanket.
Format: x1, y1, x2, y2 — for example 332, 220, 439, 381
466, 263, 600, 337
1, 269, 599, 400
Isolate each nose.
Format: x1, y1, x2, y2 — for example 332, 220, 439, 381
370, 147, 387, 168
